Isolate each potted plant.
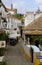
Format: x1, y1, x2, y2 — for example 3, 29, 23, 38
0, 48, 6, 62
0, 61, 7, 65
0, 30, 6, 62
29, 35, 42, 50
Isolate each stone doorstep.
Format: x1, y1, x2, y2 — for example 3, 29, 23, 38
0, 56, 4, 62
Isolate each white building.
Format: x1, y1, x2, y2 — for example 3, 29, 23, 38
0, 0, 7, 28
24, 8, 42, 27
0, 0, 21, 34
6, 14, 21, 34
6, 3, 17, 15
0, 0, 7, 18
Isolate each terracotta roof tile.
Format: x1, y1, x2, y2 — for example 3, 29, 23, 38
24, 30, 42, 35
6, 8, 12, 11
24, 15, 42, 30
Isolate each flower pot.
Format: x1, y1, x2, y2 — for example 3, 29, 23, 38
0, 56, 4, 62
0, 48, 6, 56
0, 41, 6, 48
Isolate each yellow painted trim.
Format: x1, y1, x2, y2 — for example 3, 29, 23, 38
22, 47, 31, 62
34, 53, 40, 65
22, 47, 40, 65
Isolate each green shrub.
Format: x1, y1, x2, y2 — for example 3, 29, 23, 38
0, 31, 6, 41
0, 61, 7, 65
0, 32, 6, 41
29, 35, 42, 46
0, 48, 6, 56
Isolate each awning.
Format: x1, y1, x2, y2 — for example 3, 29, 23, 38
24, 30, 42, 35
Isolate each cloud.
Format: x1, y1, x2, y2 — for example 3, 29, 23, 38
39, 5, 42, 10
35, 0, 42, 3
13, 3, 17, 8
2, 0, 26, 13
13, 1, 25, 8
13, 1, 26, 13
35, 0, 42, 10
19, 1, 25, 5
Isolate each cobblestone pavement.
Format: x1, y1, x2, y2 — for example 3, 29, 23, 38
4, 39, 32, 65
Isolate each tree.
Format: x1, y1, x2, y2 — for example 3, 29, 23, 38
13, 14, 23, 20
30, 35, 42, 47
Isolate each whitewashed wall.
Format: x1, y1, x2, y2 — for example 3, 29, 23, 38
0, 5, 7, 29
6, 18, 11, 29
24, 44, 31, 57
6, 18, 21, 34
17, 20, 21, 26
24, 12, 42, 27
24, 12, 34, 26
6, 18, 17, 29
0, 6, 7, 18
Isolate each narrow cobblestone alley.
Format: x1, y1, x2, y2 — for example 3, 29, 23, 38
4, 39, 32, 65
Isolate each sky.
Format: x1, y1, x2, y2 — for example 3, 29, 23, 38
2, 0, 42, 13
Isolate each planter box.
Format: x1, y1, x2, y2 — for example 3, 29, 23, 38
0, 47, 6, 62
0, 56, 4, 62
0, 41, 6, 48
0, 48, 5, 62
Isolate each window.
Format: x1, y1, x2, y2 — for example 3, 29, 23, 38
2, 19, 7, 28
2, 22, 7, 28
11, 25, 13, 28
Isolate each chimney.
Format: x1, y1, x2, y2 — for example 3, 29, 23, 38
11, 4, 13, 10
14, 9, 17, 14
